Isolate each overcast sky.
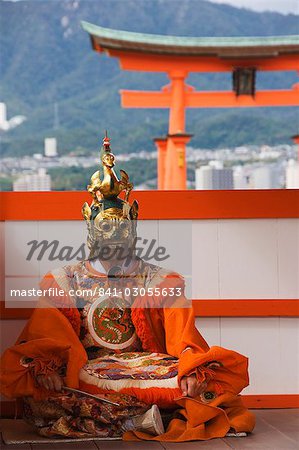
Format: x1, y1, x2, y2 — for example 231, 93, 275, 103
208, 0, 299, 14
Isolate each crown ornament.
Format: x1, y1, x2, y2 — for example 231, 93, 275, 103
88, 132, 133, 204
82, 132, 138, 225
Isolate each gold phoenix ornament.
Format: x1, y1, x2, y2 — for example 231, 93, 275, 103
82, 133, 139, 259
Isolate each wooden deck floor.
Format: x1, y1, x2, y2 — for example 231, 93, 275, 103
1, 409, 298, 449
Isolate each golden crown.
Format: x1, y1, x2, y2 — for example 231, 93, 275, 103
82, 133, 138, 222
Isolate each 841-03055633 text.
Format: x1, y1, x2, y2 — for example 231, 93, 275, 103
9, 286, 183, 299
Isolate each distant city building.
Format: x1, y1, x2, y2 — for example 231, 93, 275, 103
286, 159, 299, 189
251, 166, 281, 189
196, 164, 234, 190
13, 168, 51, 191
212, 168, 234, 190
33, 153, 43, 160
196, 166, 213, 189
44, 137, 58, 157
259, 145, 281, 160
233, 166, 249, 189
209, 160, 223, 169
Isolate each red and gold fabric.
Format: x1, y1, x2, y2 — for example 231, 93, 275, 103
23, 392, 148, 438
79, 352, 181, 408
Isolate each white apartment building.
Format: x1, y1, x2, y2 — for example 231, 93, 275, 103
286, 159, 299, 188
44, 137, 58, 157
13, 168, 51, 191
196, 164, 234, 190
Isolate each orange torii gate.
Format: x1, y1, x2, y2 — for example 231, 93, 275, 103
82, 21, 299, 190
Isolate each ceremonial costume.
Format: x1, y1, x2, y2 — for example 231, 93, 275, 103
0, 135, 255, 441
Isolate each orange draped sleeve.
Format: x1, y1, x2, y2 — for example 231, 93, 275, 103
0, 299, 87, 400
163, 303, 250, 395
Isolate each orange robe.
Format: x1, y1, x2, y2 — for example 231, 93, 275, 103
0, 267, 255, 441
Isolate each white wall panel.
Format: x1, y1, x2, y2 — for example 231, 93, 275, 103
277, 219, 299, 299
37, 221, 87, 275
278, 318, 299, 394
218, 317, 299, 394
137, 219, 159, 261
192, 220, 219, 299
195, 317, 221, 346
218, 219, 279, 299
158, 220, 192, 297
5, 221, 39, 277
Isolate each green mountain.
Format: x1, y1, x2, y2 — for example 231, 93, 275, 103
0, 0, 298, 157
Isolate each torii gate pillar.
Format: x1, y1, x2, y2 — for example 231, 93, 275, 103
153, 137, 167, 189
164, 71, 192, 189
154, 72, 191, 189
